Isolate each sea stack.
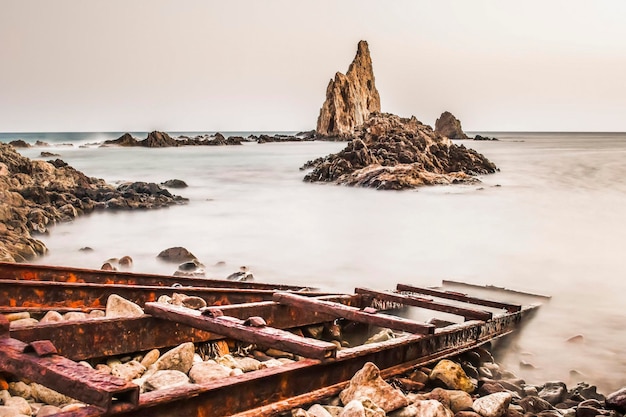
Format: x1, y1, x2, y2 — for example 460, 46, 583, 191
316, 40, 381, 138
434, 111, 469, 140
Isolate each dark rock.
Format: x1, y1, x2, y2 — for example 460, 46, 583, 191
79, 247, 93, 252
103, 133, 139, 147
474, 135, 499, 141
139, 131, 180, 147
519, 396, 555, 413
435, 111, 469, 139
157, 247, 197, 263
316, 40, 381, 138
226, 266, 253, 281
40, 151, 60, 157
539, 382, 568, 405
606, 387, 626, 412
303, 113, 498, 190
9, 139, 30, 148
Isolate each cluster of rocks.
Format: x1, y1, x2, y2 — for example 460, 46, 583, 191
301, 113, 498, 190
0, 143, 187, 262
289, 349, 626, 417
7, 140, 73, 149
102, 131, 244, 147
155, 246, 253, 281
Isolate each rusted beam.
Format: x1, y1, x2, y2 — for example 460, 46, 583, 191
57, 306, 539, 417
0, 337, 139, 411
0, 279, 331, 310
0, 261, 308, 291
396, 283, 522, 313
145, 302, 337, 360
273, 292, 435, 335
356, 287, 493, 321
441, 280, 552, 300
10, 297, 359, 361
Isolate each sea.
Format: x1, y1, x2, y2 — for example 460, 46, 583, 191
2, 131, 626, 393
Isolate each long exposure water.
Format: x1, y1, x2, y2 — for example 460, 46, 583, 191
4, 131, 626, 392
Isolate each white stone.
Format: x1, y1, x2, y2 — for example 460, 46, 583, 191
472, 392, 513, 417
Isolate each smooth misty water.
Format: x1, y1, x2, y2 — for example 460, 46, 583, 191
4, 132, 626, 392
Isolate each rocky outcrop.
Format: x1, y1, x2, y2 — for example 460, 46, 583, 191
103, 131, 243, 147
316, 40, 381, 138
302, 113, 497, 190
434, 111, 469, 140
0, 143, 187, 262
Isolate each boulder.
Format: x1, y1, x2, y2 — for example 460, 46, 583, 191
606, 387, 626, 412
538, 382, 567, 405
143, 370, 189, 392
188, 361, 233, 384
157, 247, 197, 263
430, 360, 475, 393
105, 294, 144, 318
434, 111, 469, 139
153, 342, 195, 373
139, 131, 180, 148
316, 41, 381, 138
161, 179, 188, 188
339, 362, 408, 412
472, 392, 512, 417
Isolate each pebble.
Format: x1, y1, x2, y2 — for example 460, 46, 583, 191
188, 361, 233, 384
140, 349, 161, 368
143, 370, 189, 392
429, 360, 475, 393
3, 397, 31, 416
153, 342, 195, 373
35, 405, 62, 416
40, 311, 63, 323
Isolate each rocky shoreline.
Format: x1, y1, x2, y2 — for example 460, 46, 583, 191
2, 293, 625, 417
0, 143, 187, 263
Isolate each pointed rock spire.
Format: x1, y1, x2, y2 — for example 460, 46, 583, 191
434, 111, 469, 139
316, 40, 381, 138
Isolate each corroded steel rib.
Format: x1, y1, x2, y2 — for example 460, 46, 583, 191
9, 297, 359, 361
56, 306, 539, 417
397, 283, 522, 312
273, 292, 435, 335
145, 303, 337, 360
0, 261, 306, 291
0, 279, 331, 310
0, 336, 139, 411
355, 287, 493, 321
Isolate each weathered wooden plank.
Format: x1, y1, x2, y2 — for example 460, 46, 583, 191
58, 306, 539, 417
0, 261, 307, 291
356, 287, 493, 321
0, 279, 332, 310
273, 292, 435, 335
396, 283, 522, 313
145, 302, 337, 360
0, 337, 139, 411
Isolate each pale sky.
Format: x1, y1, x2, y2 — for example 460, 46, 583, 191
2, 0, 626, 132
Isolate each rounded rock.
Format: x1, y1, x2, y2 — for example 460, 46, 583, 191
472, 392, 512, 417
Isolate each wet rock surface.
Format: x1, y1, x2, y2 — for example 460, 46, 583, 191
302, 113, 497, 190
0, 143, 187, 262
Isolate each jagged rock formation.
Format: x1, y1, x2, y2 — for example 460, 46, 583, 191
0, 143, 187, 262
302, 113, 497, 190
103, 131, 243, 147
316, 40, 381, 138
434, 111, 469, 140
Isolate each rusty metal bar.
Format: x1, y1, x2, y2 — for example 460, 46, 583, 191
0, 261, 307, 291
273, 292, 435, 335
10, 297, 359, 361
441, 280, 552, 300
355, 287, 493, 321
0, 279, 332, 310
56, 306, 538, 417
145, 303, 337, 360
0, 337, 139, 411
397, 283, 522, 313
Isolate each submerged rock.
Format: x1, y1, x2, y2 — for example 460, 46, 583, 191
316, 40, 381, 138
157, 246, 197, 263
303, 113, 497, 190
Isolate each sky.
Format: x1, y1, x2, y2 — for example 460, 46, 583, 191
1, 0, 626, 132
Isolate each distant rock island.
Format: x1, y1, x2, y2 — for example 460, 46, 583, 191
303, 40, 498, 190
316, 41, 381, 138
302, 113, 497, 190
